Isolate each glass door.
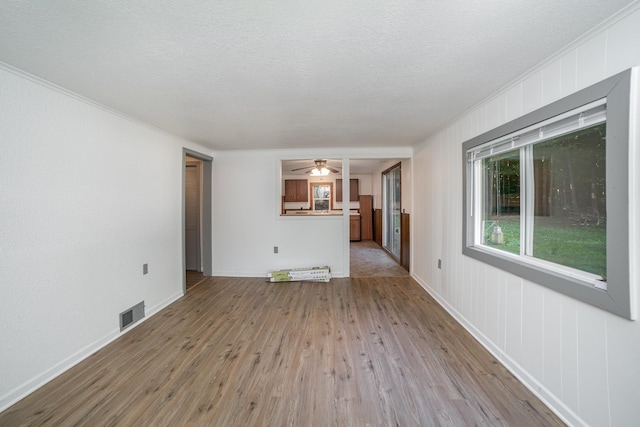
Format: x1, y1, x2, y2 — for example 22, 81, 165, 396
382, 164, 401, 259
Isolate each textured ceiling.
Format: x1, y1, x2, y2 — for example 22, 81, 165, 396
0, 1, 635, 150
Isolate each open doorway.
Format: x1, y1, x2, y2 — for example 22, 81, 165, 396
183, 148, 213, 292
348, 159, 410, 277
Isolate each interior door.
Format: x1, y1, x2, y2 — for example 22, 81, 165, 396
185, 160, 201, 271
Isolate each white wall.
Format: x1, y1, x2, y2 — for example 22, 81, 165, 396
210, 149, 411, 278
411, 5, 640, 427
0, 66, 210, 411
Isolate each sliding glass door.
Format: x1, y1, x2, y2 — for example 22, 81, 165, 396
382, 164, 401, 260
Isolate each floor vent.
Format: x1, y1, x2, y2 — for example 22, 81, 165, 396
120, 301, 145, 331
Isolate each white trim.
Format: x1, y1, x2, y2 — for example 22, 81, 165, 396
410, 273, 586, 427
0, 291, 183, 413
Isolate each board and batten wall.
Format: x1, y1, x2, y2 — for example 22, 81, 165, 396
0, 65, 211, 411
411, 5, 640, 427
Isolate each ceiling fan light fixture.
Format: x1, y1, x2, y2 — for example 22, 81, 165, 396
311, 167, 330, 176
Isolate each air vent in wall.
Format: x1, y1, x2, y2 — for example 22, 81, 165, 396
120, 301, 145, 331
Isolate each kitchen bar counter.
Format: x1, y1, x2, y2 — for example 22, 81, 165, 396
282, 210, 360, 216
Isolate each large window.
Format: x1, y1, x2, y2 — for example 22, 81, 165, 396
463, 69, 635, 319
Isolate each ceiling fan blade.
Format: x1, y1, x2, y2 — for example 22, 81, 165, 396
290, 160, 340, 173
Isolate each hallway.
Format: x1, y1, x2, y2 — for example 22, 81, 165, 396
350, 240, 409, 277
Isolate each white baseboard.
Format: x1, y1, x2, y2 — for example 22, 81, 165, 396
410, 273, 585, 427
0, 291, 183, 413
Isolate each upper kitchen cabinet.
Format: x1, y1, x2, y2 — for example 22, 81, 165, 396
335, 179, 359, 202
284, 179, 308, 202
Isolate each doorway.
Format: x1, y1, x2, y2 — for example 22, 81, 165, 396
185, 157, 201, 272
183, 148, 213, 293
347, 159, 409, 277
382, 163, 401, 261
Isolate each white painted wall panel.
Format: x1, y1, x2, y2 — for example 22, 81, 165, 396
473, 104, 487, 137
522, 70, 543, 114
476, 265, 488, 334
411, 6, 640, 425
561, 298, 581, 416
485, 96, 502, 131
560, 50, 578, 97
542, 292, 563, 398
504, 274, 523, 363
461, 259, 474, 321
606, 9, 640, 75
542, 58, 563, 105
483, 270, 501, 345
576, 307, 609, 427
411, 150, 426, 280
576, 32, 607, 90
497, 271, 507, 351
607, 315, 640, 426
521, 281, 544, 381
504, 83, 523, 122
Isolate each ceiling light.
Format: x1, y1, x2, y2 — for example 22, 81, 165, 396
310, 167, 330, 176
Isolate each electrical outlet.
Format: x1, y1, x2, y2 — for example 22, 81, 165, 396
143, 263, 148, 275
274, 246, 278, 254
437, 259, 442, 269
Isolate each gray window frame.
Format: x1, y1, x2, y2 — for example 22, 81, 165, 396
462, 69, 634, 320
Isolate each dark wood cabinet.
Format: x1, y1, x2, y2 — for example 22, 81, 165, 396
284, 179, 308, 202
350, 214, 361, 241
359, 195, 373, 240
401, 213, 410, 271
335, 179, 359, 202
373, 208, 382, 246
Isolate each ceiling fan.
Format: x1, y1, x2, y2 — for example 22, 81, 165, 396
290, 159, 340, 175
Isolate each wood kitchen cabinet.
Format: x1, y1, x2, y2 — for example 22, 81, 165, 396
350, 214, 361, 241
336, 179, 359, 202
284, 179, 308, 202
359, 195, 373, 240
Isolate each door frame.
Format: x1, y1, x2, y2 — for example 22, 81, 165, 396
185, 159, 202, 271
182, 148, 213, 293
382, 162, 402, 262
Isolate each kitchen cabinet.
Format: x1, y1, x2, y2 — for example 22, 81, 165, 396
336, 179, 359, 202
401, 213, 410, 271
350, 214, 361, 241
284, 179, 308, 202
359, 195, 373, 240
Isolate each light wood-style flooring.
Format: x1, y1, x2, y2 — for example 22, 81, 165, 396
185, 270, 205, 290
0, 276, 564, 426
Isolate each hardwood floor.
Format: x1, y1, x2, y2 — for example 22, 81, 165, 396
0, 276, 564, 426
185, 270, 205, 290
